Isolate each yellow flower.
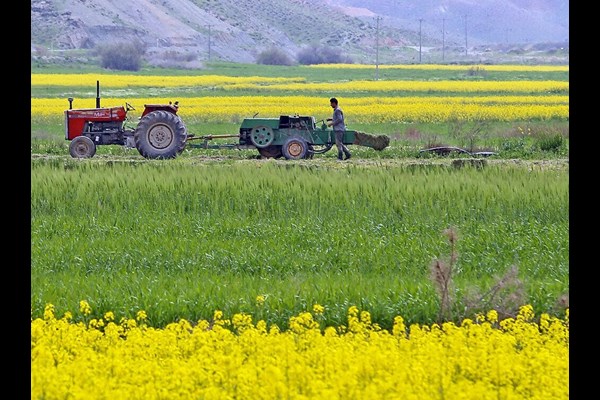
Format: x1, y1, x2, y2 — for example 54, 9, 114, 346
312, 304, 325, 314
392, 315, 406, 338
43, 303, 55, 321
136, 310, 147, 322
486, 309, 499, 324
79, 300, 92, 316
255, 295, 266, 306
89, 318, 105, 329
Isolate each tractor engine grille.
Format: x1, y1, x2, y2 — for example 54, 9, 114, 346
84, 121, 126, 145
85, 121, 123, 133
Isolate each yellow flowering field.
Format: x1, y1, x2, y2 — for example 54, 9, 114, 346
31, 73, 306, 87
32, 73, 567, 93
32, 95, 568, 123
31, 303, 568, 400
31, 68, 569, 124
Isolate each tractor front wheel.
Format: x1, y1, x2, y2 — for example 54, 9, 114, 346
69, 136, 96, 158
282, 137, 309, 160
134, 110, 187, 159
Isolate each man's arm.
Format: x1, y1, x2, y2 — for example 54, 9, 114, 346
332, 109, 343, 126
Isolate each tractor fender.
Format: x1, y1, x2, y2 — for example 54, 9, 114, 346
141, 103, 179, 117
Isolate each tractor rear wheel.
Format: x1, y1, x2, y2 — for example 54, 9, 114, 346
258, 145, 283, 159
282, 137, 309, 160
134, 110, 187, 159
69, 136, 96, 158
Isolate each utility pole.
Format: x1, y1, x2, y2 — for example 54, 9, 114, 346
442, 18, 445, 62
207, 24, 212, 61
375, 16, 381, 80
464, 14, 468, 57
418, 18, 423, 63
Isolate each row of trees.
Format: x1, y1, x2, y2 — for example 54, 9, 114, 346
96, 42, 352, 71
256, 45, 353, 66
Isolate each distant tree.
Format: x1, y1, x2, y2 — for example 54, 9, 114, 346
256, 47, 295, 66
297, 45, 353, 65
97, 41, 146, 71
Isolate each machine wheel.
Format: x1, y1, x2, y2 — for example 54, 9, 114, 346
250, 126, 274, 148
134, 110, 187, 159
69, 136, 96, 158
257, 145, 283, 159
306, 144, 315, 159
282, 137, 309, 160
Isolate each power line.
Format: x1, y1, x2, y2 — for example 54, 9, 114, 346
442, 18, 445, 62
375, 16, 381, 80
464, 14, 468, 57
418, 18, 423, 63
207, 24, 212, 61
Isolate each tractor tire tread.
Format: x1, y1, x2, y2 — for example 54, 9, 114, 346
134, 110, 187, 159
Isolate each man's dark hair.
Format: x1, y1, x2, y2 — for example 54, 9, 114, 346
330, 97, 338, 104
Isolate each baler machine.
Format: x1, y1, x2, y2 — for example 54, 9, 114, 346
185, 114, 390, 160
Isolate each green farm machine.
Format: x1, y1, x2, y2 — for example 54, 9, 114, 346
64, 81, 389, 160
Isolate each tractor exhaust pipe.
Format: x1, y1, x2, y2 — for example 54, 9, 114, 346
96, 80, 101, 108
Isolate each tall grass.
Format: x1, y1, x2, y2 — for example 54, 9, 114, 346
31, 158, 568, 329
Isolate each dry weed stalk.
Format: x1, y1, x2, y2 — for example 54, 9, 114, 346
427, 227, 567, 323
463, 265, 525, 320
430, 227, 458, 323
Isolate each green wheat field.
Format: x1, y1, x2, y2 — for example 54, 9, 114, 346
31, 63, 569, 329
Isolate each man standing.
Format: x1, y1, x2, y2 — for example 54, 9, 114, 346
328, 97, 351, 160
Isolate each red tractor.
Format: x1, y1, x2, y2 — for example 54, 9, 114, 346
65, 81, 187, 159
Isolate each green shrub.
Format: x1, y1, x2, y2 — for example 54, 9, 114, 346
256, 47, 295, 66
536, 132, 564, 153
466, 66, 487, 77
97, 41, 146, 71
297, 45, 353, 65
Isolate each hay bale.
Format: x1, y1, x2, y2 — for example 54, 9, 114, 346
353, 131, 390, 151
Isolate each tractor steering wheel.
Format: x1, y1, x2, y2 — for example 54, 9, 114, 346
125, 102, 136, 111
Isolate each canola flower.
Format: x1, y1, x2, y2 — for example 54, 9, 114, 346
31, 303, 568, 400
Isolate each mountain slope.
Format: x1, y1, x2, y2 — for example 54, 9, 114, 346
32, 0, 380, 63
30, 0, 569, 65
329, 0, 569, 44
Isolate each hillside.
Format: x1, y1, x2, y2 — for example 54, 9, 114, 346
31, 0, 569, 66
329, 0, 569, 45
